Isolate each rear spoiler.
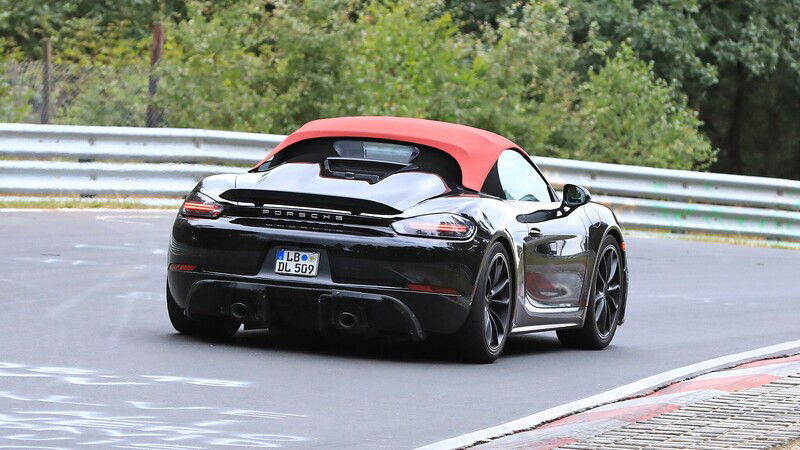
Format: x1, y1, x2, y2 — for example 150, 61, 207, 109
219, 189, 403, 216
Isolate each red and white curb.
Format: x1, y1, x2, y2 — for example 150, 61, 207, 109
477, 354, 800, 449
417, 340, 800, 450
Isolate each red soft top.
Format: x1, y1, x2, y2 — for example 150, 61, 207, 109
256, 116, 526, 191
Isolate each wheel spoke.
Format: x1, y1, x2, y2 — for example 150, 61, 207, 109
492, 259, 502, 284
594, 294, 605, 322
607, 283, 620, 292
491, 296, 510, 306
489, 309, 504, 338
489, 278, 509, 299
607, 254, 619, 282
597, 301, 608, 331
596, 259, 607, 287
484, 310, 492, 344
607, 291, 619, 309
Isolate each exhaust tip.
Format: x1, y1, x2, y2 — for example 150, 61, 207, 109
230, 302, 248, 320
336, 311, 360, 330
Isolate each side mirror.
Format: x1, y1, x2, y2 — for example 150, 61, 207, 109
516, 184, 592, 224
562, 184, 591, 208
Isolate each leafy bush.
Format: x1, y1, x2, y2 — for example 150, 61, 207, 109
55, 64, 149, 126
575, 44, 716, 170
463, 0, 586, 157
152, 1, 273, 131
334, 0, 480, 120
0, 0, 719, 172
0, 43, 33, 122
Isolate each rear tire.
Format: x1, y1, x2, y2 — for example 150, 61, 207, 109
557, 235, 625, 350
455, 243, 514, 364
166, 285, 240, 340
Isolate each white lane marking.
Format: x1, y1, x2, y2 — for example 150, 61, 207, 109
140, 375, 250, 388
0, 363, 252, 390
74, 244, 137, 251
416, 339, 800, 450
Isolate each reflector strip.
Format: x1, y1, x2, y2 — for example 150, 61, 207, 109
168, 264, 197, 272
407, 283, 459, 295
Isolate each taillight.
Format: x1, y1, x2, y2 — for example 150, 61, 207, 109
392, 214, 475, 239
180, 191, 223, 218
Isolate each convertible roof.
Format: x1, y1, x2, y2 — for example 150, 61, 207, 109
257, 116, 527, 191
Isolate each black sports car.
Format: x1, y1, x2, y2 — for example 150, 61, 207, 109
167, 117, 629, 362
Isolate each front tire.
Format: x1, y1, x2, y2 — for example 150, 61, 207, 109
455, 243, 514, 363
166, 285, 240, 340
557, 235, 625, 349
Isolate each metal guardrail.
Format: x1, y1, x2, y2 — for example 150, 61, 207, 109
1, 123, 798, 240
0, 123, 282, 164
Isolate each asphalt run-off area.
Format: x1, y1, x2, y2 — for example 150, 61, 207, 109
1, 210, 798, 449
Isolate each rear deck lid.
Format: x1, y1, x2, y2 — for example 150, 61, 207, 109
224, 162, 449, 215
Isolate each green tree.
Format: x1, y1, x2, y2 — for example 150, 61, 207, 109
568, 0, 800, 179
575, 44, 715, 169
467, 0, 585, 157
0, 0, 186, 59
0, 42, 33, 122
259, 0, 360, 132
442, 0, 521, 32
335, 0, 480, 120
152, 0, 274, 131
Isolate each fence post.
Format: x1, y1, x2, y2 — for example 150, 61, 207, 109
146, 22, 164, 127
40, 38, 52, 124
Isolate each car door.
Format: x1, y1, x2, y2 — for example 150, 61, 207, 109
493, 150, 592, 318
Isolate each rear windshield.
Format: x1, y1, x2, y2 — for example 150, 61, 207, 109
333, 140, 419, 163
256, 138, 462, 188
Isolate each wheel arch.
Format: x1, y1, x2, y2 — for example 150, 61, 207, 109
604, 226, 625, 262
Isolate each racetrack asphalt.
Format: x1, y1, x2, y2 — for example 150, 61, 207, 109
1, 210, 798, 449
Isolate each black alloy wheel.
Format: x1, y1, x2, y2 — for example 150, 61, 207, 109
593, 244, 622, 338
557, 235, 625, 349
456, 243, 514, 363
484, 252, 512, 352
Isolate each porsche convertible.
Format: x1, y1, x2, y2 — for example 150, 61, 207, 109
167, 117, 629, 362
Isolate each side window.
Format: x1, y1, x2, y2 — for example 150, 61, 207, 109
496, 150, 552, 202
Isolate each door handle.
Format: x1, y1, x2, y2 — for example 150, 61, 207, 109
528, 227, 542, 237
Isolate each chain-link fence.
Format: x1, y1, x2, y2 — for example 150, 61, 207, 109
1, 62, 153, 127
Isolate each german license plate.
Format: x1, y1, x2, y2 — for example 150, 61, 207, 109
275, 249, 319, 277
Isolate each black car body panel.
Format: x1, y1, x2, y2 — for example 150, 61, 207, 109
167, 117, 628, 347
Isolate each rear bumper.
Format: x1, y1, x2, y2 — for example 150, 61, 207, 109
168, 270, 472, 339
168, 215, 489, 338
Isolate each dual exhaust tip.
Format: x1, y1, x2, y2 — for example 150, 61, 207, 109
230, 302, 363, 331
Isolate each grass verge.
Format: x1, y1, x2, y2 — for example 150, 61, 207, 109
625, 226, 800, 250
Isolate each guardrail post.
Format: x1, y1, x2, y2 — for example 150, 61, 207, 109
39, 39, 52, 124
146, 22, 164, 128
